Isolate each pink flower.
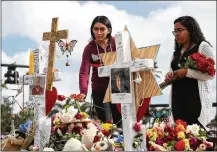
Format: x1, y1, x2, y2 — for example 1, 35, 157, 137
197, 144, 207, 151
58, 113, 74, 123
156, 137, 164, 146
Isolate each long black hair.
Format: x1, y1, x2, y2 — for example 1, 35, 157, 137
174, 16, 212, 53
90, 15, 112, 41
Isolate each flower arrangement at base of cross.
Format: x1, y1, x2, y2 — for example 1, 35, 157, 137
43, 93, 124, 151
146, 119, 214, 151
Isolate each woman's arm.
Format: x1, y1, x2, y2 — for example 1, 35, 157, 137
79, 48, 91, 95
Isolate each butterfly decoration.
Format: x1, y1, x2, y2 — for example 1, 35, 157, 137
56, 39, 77, 66
56, 39, 77, 55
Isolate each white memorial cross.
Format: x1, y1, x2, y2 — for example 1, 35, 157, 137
98, 31, 154, 151
20, 48, 52, 151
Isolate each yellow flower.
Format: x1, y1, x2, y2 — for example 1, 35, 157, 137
183, 139, 191, 150
177, 131, 185, 139
146, 129, 153, 137
80, 112, 89, 119
101, 123, 113, 131
150, 132, 158, 141
53, 118, 60, 125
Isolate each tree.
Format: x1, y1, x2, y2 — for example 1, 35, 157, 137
1, 96, 34, 133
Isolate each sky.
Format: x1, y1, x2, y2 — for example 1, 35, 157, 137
1, 1, 216, 119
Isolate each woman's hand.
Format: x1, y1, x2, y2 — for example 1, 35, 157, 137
173, 69, 188, 79
165, 72, 174, 82
79, 93, 86, 102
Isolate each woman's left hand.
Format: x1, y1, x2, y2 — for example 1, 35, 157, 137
173, 69, 188, 79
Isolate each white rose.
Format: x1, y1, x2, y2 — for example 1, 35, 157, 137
186, 124, 200, 136
67, 106, 78, 117
62, 109, 67, 113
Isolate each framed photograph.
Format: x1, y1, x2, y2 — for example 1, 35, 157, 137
110, 67, 132, 104
29, 75, 46, 96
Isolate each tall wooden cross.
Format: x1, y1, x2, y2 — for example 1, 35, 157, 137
98, 26, 161, 151
43, 17, 68, 91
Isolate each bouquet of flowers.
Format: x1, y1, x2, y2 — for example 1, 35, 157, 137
47, 104, 91, 151
160, 52, 216, 90
146, 119, 213, 151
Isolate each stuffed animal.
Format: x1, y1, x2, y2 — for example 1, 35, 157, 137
63, 138, 83, 151
81, 123, 99, 149
90, 140, 114, 151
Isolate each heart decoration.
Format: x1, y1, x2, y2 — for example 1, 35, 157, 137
45, 87, 58, 116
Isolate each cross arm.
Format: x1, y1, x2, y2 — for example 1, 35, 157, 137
42, 32, 51, 41
98, 58, 154, 77
56, 30, 68, 40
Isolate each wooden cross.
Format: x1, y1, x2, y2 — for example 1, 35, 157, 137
98, 26, 161, 151
42, 17, 68, 91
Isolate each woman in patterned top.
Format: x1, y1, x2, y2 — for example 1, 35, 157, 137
165, 16, 215, 129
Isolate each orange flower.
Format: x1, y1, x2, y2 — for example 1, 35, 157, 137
175, 119, 187, 128
76, 94, 82, 100
175, 124, 186, 133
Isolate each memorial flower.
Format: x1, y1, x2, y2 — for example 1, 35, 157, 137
146, 120, 213, 151
160, 52, 216, 90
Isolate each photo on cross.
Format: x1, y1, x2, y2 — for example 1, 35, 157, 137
111, 67, 130, 94
29, 76, 46, 96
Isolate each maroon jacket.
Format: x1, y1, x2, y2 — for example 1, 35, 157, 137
79, 37, 116, 95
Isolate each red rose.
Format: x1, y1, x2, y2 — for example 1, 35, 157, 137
75, 113, 82, 119
57, 95, 65, 101
70, 94, 77, 99
207, 66, 216, 76
73, 126, 83, 134
175, 119, 187, 128
133, 122, 141, 132
190, 53, 201, 61
175, 140, 185, 151
102, 129, 111, 136
93, 135, 101, 143
166, 135, 174, 141
207, 57, 215, 65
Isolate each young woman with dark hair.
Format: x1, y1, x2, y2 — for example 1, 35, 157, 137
165, 16, 215, 129
79, 16, 122, 126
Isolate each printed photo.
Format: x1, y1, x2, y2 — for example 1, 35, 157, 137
111, 67, 131, 94
30, 76, 45, 96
